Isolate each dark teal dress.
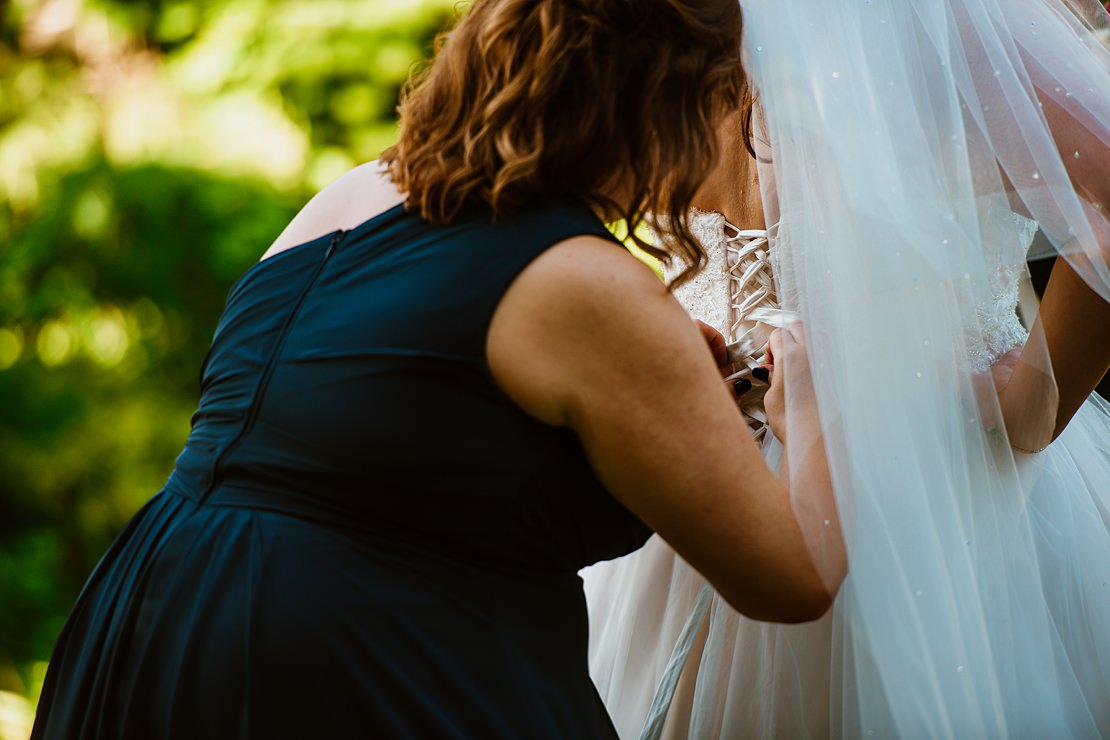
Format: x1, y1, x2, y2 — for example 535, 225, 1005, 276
32, 201, 652, 739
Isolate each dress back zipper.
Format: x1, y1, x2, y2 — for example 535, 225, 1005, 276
200, 229, 346, 503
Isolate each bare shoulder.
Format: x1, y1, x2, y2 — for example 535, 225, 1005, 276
487, 233, 677, 426
514, 234, 666, 309
262, 160, 406, 260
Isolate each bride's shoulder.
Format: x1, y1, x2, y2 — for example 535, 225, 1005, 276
261, 160, 405, 261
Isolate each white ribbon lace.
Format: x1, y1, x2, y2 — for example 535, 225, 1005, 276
720, 221, 797, 372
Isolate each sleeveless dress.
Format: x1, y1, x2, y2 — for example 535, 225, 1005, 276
582, 211, 1110, 738
32, 200, 652, 739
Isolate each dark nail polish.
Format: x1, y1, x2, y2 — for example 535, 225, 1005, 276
751, 367, 769, 382
732, 378, 752, 397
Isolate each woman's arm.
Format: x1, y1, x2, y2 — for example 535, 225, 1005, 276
488, 235, 845, 623
1000, 89, 1110, 448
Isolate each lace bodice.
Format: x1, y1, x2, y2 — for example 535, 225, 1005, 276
671, 209, 1037, 376
971, 214, 1039, 371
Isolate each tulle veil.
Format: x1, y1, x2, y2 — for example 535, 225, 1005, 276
748, 0, 1110, 733
587, 0, 1110, 737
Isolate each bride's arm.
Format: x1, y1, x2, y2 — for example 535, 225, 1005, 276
1004, 259, 1110, 448
1000, 91, 1110, 448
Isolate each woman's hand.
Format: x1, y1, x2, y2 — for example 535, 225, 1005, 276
696, 319, 758, 399
695, 320, 731, 377
762, 332, 784, 439
761, 324, 823, 443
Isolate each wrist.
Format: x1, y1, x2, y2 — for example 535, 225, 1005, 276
998, 358, 1058, 452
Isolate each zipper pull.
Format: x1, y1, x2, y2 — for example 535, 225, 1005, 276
325, 230, 345, 259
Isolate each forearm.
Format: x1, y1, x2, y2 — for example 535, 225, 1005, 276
1025, 81, 1110, 437
1034, 257, 1110, 438
778, 428, 846, 596
998, 75, 1109, 446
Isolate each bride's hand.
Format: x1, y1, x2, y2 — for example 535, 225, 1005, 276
989, 347, 1022, 395
989, 343, 1059, 453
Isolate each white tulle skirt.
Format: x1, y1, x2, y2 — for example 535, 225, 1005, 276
582, 392, 1110, 739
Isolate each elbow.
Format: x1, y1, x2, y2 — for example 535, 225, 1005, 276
776, 584, 836, 624
764, 560, 848, 624
726, 577, 841, 624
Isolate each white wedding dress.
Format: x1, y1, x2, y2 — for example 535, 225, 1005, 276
582, 208, 1110, 738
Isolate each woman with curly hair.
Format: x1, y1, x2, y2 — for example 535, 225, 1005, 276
30, 1, 844, 737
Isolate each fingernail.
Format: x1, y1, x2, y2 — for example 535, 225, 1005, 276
751, 367, 769, 382
732, 378, 752, 397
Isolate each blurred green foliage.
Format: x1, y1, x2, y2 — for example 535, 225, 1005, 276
0, 0, 456, 728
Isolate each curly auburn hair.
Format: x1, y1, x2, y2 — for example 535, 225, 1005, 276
380, 0, 750, 285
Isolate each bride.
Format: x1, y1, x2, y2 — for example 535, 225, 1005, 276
583, 0, 1110, 737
